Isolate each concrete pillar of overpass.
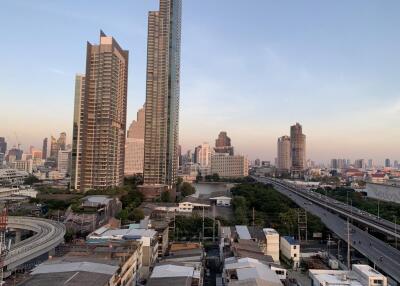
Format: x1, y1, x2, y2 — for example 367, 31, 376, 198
15, 229, 22, 243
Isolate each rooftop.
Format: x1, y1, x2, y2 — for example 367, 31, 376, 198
282, 236, 299, 245
236, 225, 252, 240
263, 228, 279, 236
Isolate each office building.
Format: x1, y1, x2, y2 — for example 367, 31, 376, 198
368, 158, 373, 169
71, 32, 128, 191
196, 142, 212, 168
125, 107, 145, 176
0, 137, 6, 154
6, 147, 23, 163
143, 0, 182, 190
354, 159, 365, 169
49, 136, 58, 159
42, 137, 48, 160
385, 158, 391, 168
214, 131, 234, 155
211, 153, 248, 178
277, 135, 291, 172
11, 159, 33, 174
58, 149, 71, 176
0, 153, 4, 166
290, 123, 306, 175
57, 132, 67, 151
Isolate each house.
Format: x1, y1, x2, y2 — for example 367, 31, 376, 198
210, 196, 232, 206
280, 236, 300, 269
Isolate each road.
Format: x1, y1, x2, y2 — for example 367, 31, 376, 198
5, 216, 65, 271
274, 179, 400, 240
253, 176, 400, 283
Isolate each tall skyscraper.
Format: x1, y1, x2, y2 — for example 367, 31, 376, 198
125, 107, 145, 176
385, 158, 391, 168
368, 159, 373, 169
42, 137, 48, 160
71, 74, 86, 190
290, 123, 306, 174
0, 137, 7, 155
71, 32, 129, 191
143, 0, 182, 189
214, 131, 234, 155
277, 135, 291, 172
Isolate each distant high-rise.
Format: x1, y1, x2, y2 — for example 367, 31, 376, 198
385, 158, 391, 168
57, 132, 67, 151
71, 32, 128, 191
125, 107, 145, 176
277, 135, 291, 172
354, 159, 365, 169
42, 137, 48, 160
290, 123, 306, 174
143, 0, 182, 189
50, 136, 58, 159
196, 143, 212, 168
71, 74, 86, 190
0, 137, 7, 154
214, 131, 234, 155
368, 159, 373, 169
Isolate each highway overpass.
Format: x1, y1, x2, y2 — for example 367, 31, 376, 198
4, 216, 65, 272
253, 176, 400, 284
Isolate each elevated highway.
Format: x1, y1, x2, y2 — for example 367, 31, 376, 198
4, 216, 65, 270
253, 176, 400, 283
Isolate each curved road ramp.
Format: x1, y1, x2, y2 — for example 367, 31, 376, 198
4, 216, 65, 274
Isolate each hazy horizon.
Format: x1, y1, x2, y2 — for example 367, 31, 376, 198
1, 0, 400, 164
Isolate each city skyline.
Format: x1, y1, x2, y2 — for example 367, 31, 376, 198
2, 0, 400, 163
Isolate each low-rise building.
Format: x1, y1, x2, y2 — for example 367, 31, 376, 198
87, 225, 158, 279
280, 236, 300, 268
210, 196, 232, 206
309, 264, 387, 286
0, 168, 28, 186
263, 228, 280, 263
20, 240, 143, 286
211, 153, 248, 178
147, 263, 203, 286
223, 257, 283, 286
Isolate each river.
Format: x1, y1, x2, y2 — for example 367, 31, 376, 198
192, 182, 233, 198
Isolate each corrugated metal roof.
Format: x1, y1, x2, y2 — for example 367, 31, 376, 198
32, 262, 118, 276
236, 225, 251, 240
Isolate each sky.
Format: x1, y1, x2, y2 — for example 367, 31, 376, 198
1, 0, 400, 164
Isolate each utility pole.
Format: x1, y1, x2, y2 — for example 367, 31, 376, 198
394, 215, 397, 249
377, 200, 380, 219
347, 218, 351, 269
252, 207, 255, 227
202, 206, 205, 242
212, 204, 216, 242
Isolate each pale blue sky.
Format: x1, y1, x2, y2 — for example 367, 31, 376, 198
1, 0, 400, 163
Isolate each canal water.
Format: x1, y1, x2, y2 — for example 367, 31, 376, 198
192, 183, 233, 198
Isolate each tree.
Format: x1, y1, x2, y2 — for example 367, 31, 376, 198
128, 208, 144, 222
176, 177, 183, 187
211, 173, 220, 182
180, 182, 196, 197
24, 175, 40, 185
161, 190, 172, 202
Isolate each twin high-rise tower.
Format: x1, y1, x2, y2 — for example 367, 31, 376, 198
71, 32, 129, 191
143, 0, 182, 189
72, 0, 181, 192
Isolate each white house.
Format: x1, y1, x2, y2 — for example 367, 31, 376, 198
280, 236, 300, 269
209, 196, 232, 206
